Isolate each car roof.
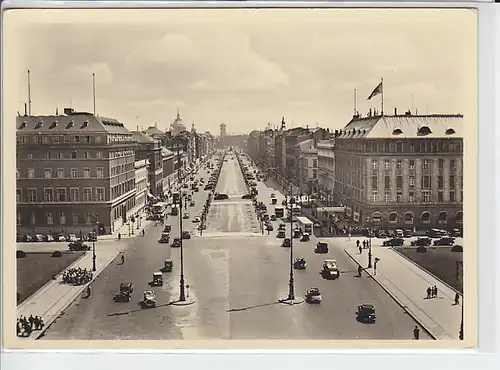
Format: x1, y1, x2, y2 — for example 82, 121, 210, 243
360, 304, 375, 309
153, 272, 162, 276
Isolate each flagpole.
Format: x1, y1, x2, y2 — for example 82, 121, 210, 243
354, 89, 357, 115
381, 78, 384, 115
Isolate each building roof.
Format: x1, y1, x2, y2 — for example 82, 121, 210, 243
132, 130, 154, 144
295, 138, 318, 154
16, 113, 131, 134
340, 114, 463, 139
144, 125, 164, 136
161, 147, 174, 158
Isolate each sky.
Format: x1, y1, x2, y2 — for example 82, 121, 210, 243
4, 8, 476, 135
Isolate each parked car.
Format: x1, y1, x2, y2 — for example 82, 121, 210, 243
382, 238, 404, 247
282, 238, 291, 248
67, 234, 78, 242
403, 229, 413, 238
411, 237, 432, 247
171, 238, 181, 248
433, 237, 455, 246
192, 216, 201, 223
214, 194, 229, 200
315, 241, 329, 254
357, 304, 376, 323
181, 231, 191, 240
45, 234, 55, 242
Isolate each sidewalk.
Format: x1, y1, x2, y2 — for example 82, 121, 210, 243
343, 244, 462, 340
99, 208, 153, 241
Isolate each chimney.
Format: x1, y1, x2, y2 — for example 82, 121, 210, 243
64, 107, 74, 115
394, 108, 397, 115
24, 103, 27, 116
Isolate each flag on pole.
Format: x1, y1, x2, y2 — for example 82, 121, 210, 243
367, 81, 383, 100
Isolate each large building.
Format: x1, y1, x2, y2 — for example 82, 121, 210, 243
132, 131, 163, 198
134, 158, 150, 215
317, 139, 336, 205
295, 138, 318, 195
333, 111, 464, 230
16, 108, 137, 236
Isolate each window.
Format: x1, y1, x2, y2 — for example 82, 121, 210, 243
450, 191, 456, 202
47, 212, 53, 225
96, 151, 103, 159
438, 176, 443, 189
422, 175, 431, 188
57, 168, 64, 178
42, 136, 48, 144
96, 188, 105, 201
28, 168, 35, 179
74, 136, 80, 143
450, 176, 455, 188
438, 159, 444, 170
16, 189, 21, 202
95, 136, 102, 143
450, 159, 456, 170
409, 160, 415, 170
86, 212, 94, 224
372, 191, 378, 202
85, 136, 91, 143
16, 168, 20, 179
83, 188, 92, 201
384, 175, 390, 190
17, 212, 21, 225
72, 212, 79, 224
46, 152, 52, 159
53, 136, 60, 144
97, 168, 104, 178
30, 212, 36, 225
57, 188, 66, 202
312, 159, 318, 168
70, 188, 79, 201
384, 160, 390, 170
59, 212, 66, 225
84, 152, 90, 159
64, 135, 71, 143
409, 176, 415, 188
371, 175, 378, 189
396, 176, 403, 189
71, 168, 78, 178
44, 188, 53, 202
396, 160, 402, 170
423, 191, 431, 202
396, 191, 403, 202
409, 191, 415, 202
423, 159, 429, 169
438, 191, 443, 202
32, 136, 38, 144
84, 168, 91, 178
28, 153, 33, 160
44, 168, 52, 179
384, 191, 390, 202
27, 188, 37, 202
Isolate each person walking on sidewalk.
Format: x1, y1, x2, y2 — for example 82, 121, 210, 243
432, 285, 438, 298
413, 326, 420, 340
426, 286, 432, 299
86, 285, 92, 298
454, 292, 460, 305
142, 229, 145, 237
118, 233, 121, 241
121, 254, 125, 264
373, 257, 379, 275
357, 265, 363, 277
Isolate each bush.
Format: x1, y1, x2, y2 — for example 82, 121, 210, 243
416, 246, 427, 253
52, 250, 62, 258
16, 250, 27, 258
451, 245, 463, 252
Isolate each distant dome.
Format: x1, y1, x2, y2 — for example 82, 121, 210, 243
170, 110, 186, 136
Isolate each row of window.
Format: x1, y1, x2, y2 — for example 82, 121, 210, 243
371, 158, 459, 171
21, 150, 105, 160
110, 162, 135, 176
19, 167, 105, 179
370, 189, 461, 203
371, 210, 463, 224
17, 187, 106, 202
111, 179, 135, 199
17, 211, 100, 226
17, 135, 103, 145
371, 175, 461, 190
337, 139, 463, 154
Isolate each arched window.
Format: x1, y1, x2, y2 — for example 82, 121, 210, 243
445, 128, 456, 135
389, 212, 398, 223
418, 126, 432, 136
371, 212, 382, 225
404, 212, 414, 224
455, 211, 463, 224
421, 211, 431, 224
438, 211, 448, 224
392, 128, 403, 135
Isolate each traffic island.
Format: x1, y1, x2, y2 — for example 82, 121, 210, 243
278, 296, 305, 305
171, 298, 196, 307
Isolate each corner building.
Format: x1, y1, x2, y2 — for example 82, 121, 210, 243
16, 109, 137, 236
333, 113, 464, 230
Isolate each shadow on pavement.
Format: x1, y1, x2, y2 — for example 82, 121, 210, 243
107, 299, 183, 317
226, 301, 281, 313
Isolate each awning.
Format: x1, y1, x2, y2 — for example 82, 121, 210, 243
317, 206, 346, 214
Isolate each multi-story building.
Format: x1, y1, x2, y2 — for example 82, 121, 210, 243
16, 108, 137, 236
161, 147, 175, 191
295, 138, 318, 195
317, 139, 336, 205
247, 131, 261, 161
333, 111, 463, 230
133, 131, 163, 198
143, 123, 164, 141
134, 158, 150, 214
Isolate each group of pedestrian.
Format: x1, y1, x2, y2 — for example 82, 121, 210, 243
62, 267, 93, 286
17, 315, 44, 337
426, 285, 439, 299
357, 239, 371, 254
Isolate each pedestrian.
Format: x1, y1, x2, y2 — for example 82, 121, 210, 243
413, 326, 420, 340
17, 319, 21, 336
348, 232, 351, 241
426, 286, 432, 299
454, 292, 460, 305
118, 233, 121, 240
433, 285, 438, 298
142, 229, 145, 236
28, 314, 34, 329
362, 240, 366, 249
86, 285, 91, 298
373, 258, 379, 275
359, 245, 362, 254
121, 254, 125, 264
357, 265, 363, 277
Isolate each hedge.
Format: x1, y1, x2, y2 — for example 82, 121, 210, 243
451, 245, 463, 252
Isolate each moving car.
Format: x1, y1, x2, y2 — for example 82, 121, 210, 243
160, 259, 173, 273
163, 224, 172, 233
433, 237, 455, 246
192, 216, 201, 223
278, 223, 286, 231
382, 238, 404, 247
242, 194, 253, 199
322, 259, 340, 279
183, 212, 190, 219
158, 232, 170, 244
266, 223, 274, 232
113, 282, 133, 302
171, 238, 181, 248
151, 272, 163, 287
315, 241, 329, 254
270, 193, 276, 198
293, 257, 306, 269
190, 201, 195, 207
270, 214, 277, 221
68, 241, 91, 251
204, 185, 213, 191
140, 290, 156, 309
305, 288, 322, 304
300, 232, 310, 242
357, 304, 376, 323
214, 193, 229, 200
293, 229, 302, 239
181, 231, 191, 239
282, 238, 291, 248
411, 237, 432, 247
277, 230, 286, 239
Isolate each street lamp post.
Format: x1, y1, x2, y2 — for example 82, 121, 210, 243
92, 221, 97, 272
459, 296, 464, 340
367, 235, 373, 268
178, 196, 186, 302
287, 184, 295, 301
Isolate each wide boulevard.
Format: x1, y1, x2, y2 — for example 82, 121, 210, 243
41, 151, 430, 340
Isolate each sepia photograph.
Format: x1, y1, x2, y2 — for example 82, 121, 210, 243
2, 6, 478, 349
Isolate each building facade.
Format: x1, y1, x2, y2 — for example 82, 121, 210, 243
133, 131, 163, 198
16, 109, 137, 236
317, 139, 336, 205
333, 113, 464, 229
134, 159, 150, 214
161, 148, 175, 191
295, 139, 319, 195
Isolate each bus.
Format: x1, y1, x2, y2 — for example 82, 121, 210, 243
172, 192, 181, 204
296, 216, 313, 234
152, 202, 168, 215
274, 207, 284, 218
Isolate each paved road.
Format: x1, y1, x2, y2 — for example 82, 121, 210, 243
41, 151, 430, 340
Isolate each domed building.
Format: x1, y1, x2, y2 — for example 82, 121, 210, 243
170, 109, 186, 136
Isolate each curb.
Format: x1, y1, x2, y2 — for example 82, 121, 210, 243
30, 250, 122, 340
343, 248, 437, 340
390, 247, 463, 296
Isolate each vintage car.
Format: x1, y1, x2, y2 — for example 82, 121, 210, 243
282, 238, 291, 248
305, 288, 322, 304
278, 223, 286, 231
270, 193, 276, 198
214, 193, 229, 200
271, 198, 277, 205
262, 213, 270, 222
113, 282, 133, 302
158, 232, 170, 244
192, 216, 201, 223
163, 224, 172, 233
411, 237, 432, 247
293, 229, 302, 239
433, 237, 455, 246
140, 290, 156, 309
322, 259, 340, 279
276, 230, 286, 239
68, 241, 91, 251
270, 214, 277, 221
357, 304, 376, 323
315, 241, 329, 254
266, 223, 274, 232
403, 229, 413, 238
183, 212, 190, 219
151, 272, 163, 287
181, 231, 191, 240
382, 237, 405, 247
300, 232, 311, 242
171, 237, 182, 248
293, 258, 306, 269
190, 200, 196, 207
204, 184, 213, 191
160, 259, 174, 273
